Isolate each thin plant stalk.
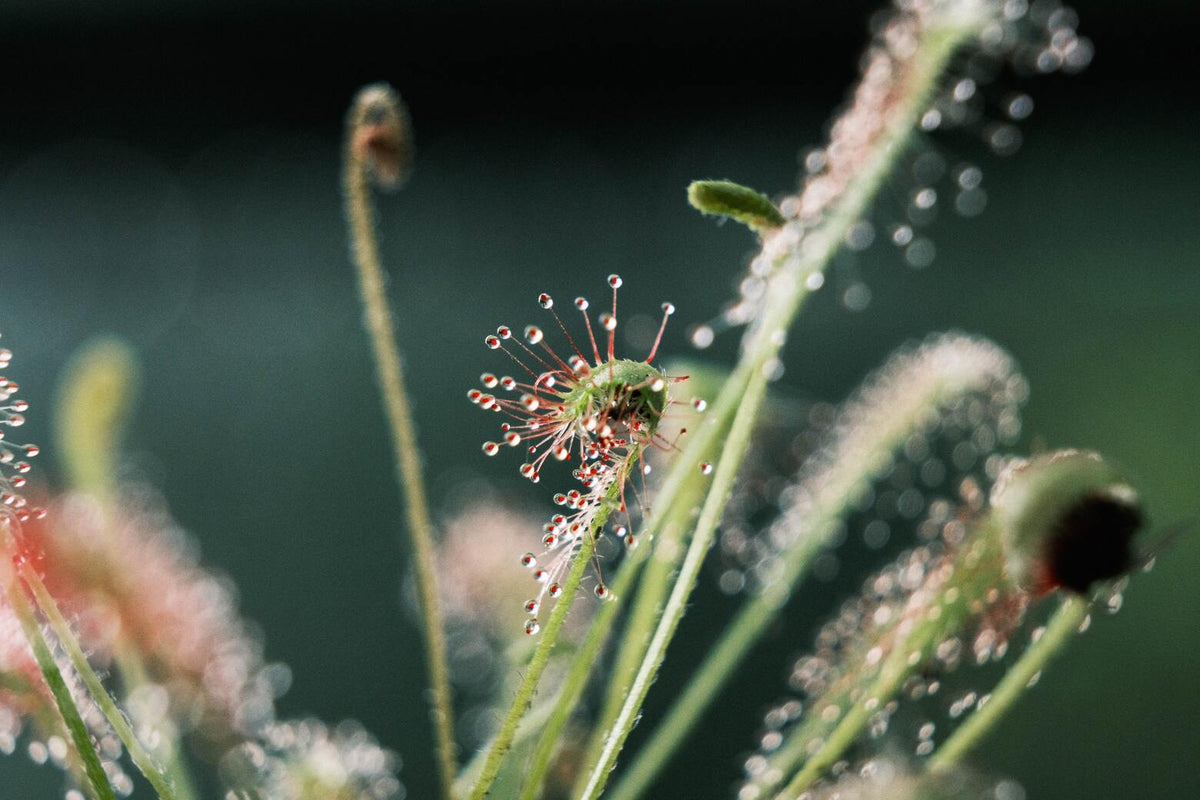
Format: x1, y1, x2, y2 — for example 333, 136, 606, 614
576, 371, 771, 799
610, 335, 1017, 800
20, 564, 178, 800
467, 479, 620, 800
927, 595, 1089, 772
514, 554, 642, 800
114, 645, 201, 800
3, 571, 115, 800
574, 20, 975, 797
573, 464, 713, 794
519, 463, 710, 800
343, 84, 458, 798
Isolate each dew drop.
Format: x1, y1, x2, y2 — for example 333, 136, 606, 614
844, 220, 875, 251
521, 553, 537, 568
1006, 93, 1034, 120
692, 398, 707, 412
690, 325, 715, 350
904, 238, 937, 269
952, 78, 977, 102
986, 123, 1023, 156
524, 618, 541, 635
538, 293, 554, 309
608, 274, 623, 289
955, 188, 988, 217
913, 187, 938, 210
28, 740, 48, 765
700, 462, 714, 475
842, 283, 871, 312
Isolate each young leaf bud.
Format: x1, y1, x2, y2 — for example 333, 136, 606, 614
990, 450, 1142, 594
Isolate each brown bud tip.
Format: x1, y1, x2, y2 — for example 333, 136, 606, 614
991, 450, 1143, 595
348, 83, 413, 190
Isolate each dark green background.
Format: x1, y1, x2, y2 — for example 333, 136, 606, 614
1, 1, 1196, 797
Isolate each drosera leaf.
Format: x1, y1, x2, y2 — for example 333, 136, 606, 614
687, 179, 785, 232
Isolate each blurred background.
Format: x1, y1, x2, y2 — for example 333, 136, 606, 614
1, 0, 1197, 797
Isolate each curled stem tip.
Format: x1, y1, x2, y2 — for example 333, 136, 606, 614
346, 83, 414, 191
342, 84, 457, 797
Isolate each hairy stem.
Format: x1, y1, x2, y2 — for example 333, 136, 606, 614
576, 371, 770, 799
343, 84, 458, 798
21, 564, 177, 800
575, 18, 975, 797
3, 571, 115, 800
468, 479, 620, 800
610, 335, 1016, 800
114, 645, 200, 800
572, 460, 714, 798
515, 544, 647, 800
927, 595, 1089, 771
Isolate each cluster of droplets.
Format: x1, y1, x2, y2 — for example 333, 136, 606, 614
824, 0, 1094, 310
222, 719, 404, 800
470, 276, 688, 633
693, 0, 1090, 341
718, 333, 1025, 596
779, 756, 1025, 800
34, 488, 289, 745
739, 478, 1029, 799
0, 335, 138, 792
0, 339, 44, 528
0, 598, 136, 795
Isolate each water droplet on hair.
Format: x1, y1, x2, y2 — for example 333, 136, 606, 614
843, 283, 872, 311
905, 238, 937, 268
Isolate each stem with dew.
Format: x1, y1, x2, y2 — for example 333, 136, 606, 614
21, 564, 178, 800
521, 462, 710, 800
114, 644, 201, 800
574, 20, 976, 797
342, 84, 458, 798
468, 476, 622, 800
3, 568, 115, 800
927, 595, 1090, 772
576, 370, 770, 799
609, 334, 1017, 800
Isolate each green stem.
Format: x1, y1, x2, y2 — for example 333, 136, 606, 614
463, 440, 711, 800
571, 454, 715, 798
927, 595, 1089, 772
576, 19, 976, 798
114, 645, 201, 800
576, 370, 771, 800
467, 479, 619, 800
515, 542, 649, 800
3, 571, 115, 800
610, 337, 1013, 800
21, 564, 177, 800
775, 645, 914, 798
343, 86, 458, 798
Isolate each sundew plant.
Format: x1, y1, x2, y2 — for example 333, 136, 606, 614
1, 0, 1196, 798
